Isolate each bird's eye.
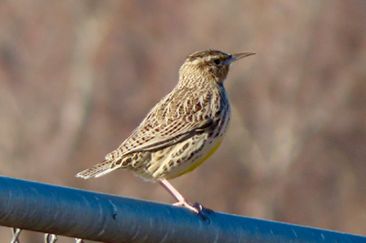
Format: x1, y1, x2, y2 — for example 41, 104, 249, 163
213, 59, 222, 65
213, 59, 221, 65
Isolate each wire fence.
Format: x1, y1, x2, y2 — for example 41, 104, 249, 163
0, 175, 365, 243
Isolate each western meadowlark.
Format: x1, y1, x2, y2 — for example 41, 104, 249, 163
76, 50, 254, 217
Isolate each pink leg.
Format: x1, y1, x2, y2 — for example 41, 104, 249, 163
159, 178, 200, 214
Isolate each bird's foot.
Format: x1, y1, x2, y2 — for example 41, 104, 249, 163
191, 202, 214, 215
173, 201, 214, 221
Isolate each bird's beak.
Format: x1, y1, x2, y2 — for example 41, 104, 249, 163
225, 52, 255, 65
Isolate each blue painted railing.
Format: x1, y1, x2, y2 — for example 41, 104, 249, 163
0, 176, 364, 243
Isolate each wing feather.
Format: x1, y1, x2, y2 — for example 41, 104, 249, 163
110, 88, 217, 158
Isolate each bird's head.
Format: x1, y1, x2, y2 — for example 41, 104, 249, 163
178, 50, 255, 88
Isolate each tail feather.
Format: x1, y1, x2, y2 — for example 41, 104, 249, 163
76, 160, 117, 179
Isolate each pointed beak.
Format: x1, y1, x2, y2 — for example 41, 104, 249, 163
225, 52, 255, 65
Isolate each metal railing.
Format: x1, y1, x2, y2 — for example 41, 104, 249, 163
0, 175, 365, 243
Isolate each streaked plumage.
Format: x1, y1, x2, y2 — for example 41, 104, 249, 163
76, 50, 254, 216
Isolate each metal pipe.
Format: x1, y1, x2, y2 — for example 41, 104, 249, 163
0, 176, 364, 243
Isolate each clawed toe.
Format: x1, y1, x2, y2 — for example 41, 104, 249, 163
191, 202, 214, 215
173, 201, 199, 214
173, 201, 213, 221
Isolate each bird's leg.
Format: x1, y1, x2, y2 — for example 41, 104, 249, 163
158, 178, 198, 213
158, 178, 213, 219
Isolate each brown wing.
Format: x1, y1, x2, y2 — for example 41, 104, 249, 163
110, 88, 218, 157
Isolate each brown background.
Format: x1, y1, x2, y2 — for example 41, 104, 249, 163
1, 0, 366, 242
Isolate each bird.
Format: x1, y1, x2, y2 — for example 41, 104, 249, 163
76, 49, 255, 217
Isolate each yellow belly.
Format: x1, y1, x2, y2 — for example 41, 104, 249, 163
172, 141, 222, 178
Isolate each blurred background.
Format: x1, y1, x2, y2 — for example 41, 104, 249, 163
1, 0, 366, 242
